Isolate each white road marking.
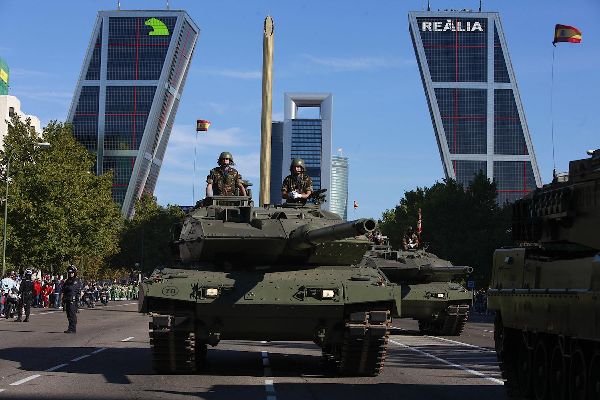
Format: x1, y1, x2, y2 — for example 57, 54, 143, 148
260, 340, 267, 344
265, 379, 275, 393
424, 335, 496, 353
71, 354, 91, 362
262, 357, 270, 366
121, 336, 134, 342
390, 339, 504, 385
91, 347, 107, 354
10, 374, 41, 386
39, 311, 58, 315
0, 389, 5, 392
262, 349, 276, 399
45, 363, 68, 372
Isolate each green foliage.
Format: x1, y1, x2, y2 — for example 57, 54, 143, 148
379, 172, 513, 286
1, 116, 123, 277
110, 193, 184, 275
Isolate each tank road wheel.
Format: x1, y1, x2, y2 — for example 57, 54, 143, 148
569, 349, 587, 400
549, 343, 566, 400
532, 339, 549, 400
493, 313, 504, 360
588, 352, 600, 400
418, 305, 469, 336
149, 316, 197, 374
516, 337, 533, 398
339, 310, 390, 376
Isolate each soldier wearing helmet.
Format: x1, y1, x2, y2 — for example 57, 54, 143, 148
402, 226, 420, 250
61, 265, 81, 333
281, 158, 313, 203
206, 152, 247, 197
16, 268, 34, 322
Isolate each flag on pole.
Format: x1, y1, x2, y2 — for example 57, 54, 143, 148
353, 200, 358, 209
417, 208, 422, 236
196, 119, 211, 132
553, 24, 582, 46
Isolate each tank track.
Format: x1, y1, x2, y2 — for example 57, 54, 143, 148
418, 304, 469, 336
149, 315, 207, 374
338, 310, 391, 376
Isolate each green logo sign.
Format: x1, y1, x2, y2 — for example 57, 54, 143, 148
145, 18, 169, 36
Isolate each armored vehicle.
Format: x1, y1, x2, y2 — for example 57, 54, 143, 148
364, 242, 472, 336
488, 149, 600, 400
138, 195, 402, 376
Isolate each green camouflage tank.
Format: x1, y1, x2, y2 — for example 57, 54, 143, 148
139, 195, 402, 376
487, 149, 600, 399
363, 242, 472, 335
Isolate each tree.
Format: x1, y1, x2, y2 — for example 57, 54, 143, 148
379, 173, 513, 286
110, 194, 184, 275
0, 116, 123, 277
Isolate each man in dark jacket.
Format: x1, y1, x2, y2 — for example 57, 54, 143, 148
16, 269, 34, 322
61, 265, 81, 333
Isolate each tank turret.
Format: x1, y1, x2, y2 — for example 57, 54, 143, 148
488, 149, 600, 399
364, 244, 473, 336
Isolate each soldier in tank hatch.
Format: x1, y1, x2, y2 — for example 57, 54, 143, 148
281, 158, 313, 203
206, 152, 247, 197
402, 226, 420, 250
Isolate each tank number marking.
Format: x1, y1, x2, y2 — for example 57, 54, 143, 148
161, 286, 179, 296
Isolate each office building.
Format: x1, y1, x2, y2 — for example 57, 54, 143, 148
330, 154, 349, 220
409, 10, 541, 203
0, 95, 41, 149
67, 10, 199, 217
0, 61, 41, 148
0, 58, 8, 95
270, 121, 284, 204
279, 93, 333, 210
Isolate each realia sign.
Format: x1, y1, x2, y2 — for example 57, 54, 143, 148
421, 20, 484, 32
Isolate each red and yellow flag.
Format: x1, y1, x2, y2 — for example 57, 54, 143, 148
196, 119, 211, 132
553, 24, 582, 45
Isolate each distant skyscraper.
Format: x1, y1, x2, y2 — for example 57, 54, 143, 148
330, 154, 349, 220
281, 93, 333, 210
0, 58, 8, 95
409, 10, 541, 203
270, 121, 284, 205
67, 10, 199, 218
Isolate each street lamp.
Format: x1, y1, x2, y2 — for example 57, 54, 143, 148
2, 142, 51, 276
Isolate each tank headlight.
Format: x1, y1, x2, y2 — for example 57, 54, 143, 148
205, 288, 219, 297
321, 289, 335, 298
436, 293, 445, 298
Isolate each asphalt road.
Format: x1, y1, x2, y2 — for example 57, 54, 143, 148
0, 303, 507, 400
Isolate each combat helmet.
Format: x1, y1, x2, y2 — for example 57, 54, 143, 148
290, 158, 306, 173
218, 151, 235, 166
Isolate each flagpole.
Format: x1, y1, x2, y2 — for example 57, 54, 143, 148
550, 45, 556, 179
193, 130, 198, 203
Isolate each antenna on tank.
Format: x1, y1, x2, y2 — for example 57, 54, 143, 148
117, 0, 121, 10
479, 0, 482, 11
166, 0, 170, 10
427, 0, 431, 11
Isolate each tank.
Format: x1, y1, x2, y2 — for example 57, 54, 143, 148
487, 149, 600, 400
138, 195, 402, 376
363, 242, 473, 336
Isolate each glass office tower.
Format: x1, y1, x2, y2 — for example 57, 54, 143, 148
409, 10, 541, 203
67, 10, 199, 217
282, 93, 333, 210
330, 155, 349, 220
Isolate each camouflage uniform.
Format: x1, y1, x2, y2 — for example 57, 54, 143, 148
282, 174, 313, 203
207, 167, 243, 196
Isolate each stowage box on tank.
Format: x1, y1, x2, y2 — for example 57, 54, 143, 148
487, 149, 600, 400
364, 243, 472, 336
138, 196, 402, 376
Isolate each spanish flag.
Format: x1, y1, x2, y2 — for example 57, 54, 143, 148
196, 119, 211, 132
553, 24, 582, 46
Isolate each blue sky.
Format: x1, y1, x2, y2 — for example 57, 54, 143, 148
1, 0, 599, 219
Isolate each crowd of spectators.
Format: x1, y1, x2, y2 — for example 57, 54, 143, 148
0, 269, 138, 317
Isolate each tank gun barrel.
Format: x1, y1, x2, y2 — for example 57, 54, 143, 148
291, 218, 376, 250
